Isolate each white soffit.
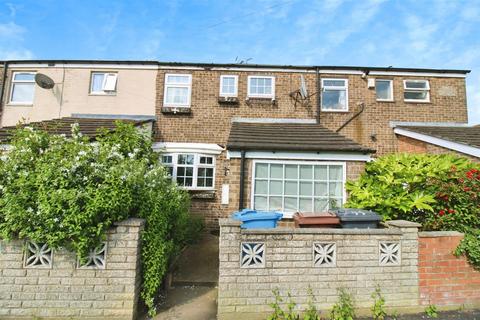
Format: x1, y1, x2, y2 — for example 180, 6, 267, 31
394, 128, 480, 158
232, 118, 316, 124
369, 70, 466, 78
153, 142, 224, 155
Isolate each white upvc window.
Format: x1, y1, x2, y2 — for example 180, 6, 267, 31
161, 153, 215, 190
251, 161, 346, 218
9, 72, 36, 104
163, 74, 192, 107
321, 78, 348, 111
90, 72, 118, 94
375, 79, 393, 101
403, 79, 430, 102
219, 75, 238, 97
247, 76, 275, 99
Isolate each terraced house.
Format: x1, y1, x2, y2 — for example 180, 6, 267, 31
0, 60, 475, 228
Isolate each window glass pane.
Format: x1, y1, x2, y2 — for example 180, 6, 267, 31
405, 81, 427, 89
300, 181, 312, 196
255, 180, 268, 194
324, 79, 345, 87
299, 198, 313, 212
284, 181, 298, 195
255, 164, 268, 178
314, 182, 328, 196
322, 89, 346, 110
314, 166, 327, 180
162, 155, 172, 164
91, 73, 104, 92
329, 182, 343, 197
270, 164, 283, 179
178, 154, 194, 165
314, 198, 329, 212
185, 167, 193, 176
166, 167, 173, 177
404, 91, 428, 100
205, 168, 214, 177
330, 198, 342, 209
197, 178, 205, 187
300, 165, 313, 179
376, 80, 392, 100
329, 166, 343, 180
205, 178, 213, 187
269, 181, 282, 195
285, 165, 298, 179
254, 196, 268, 210
167, 75, 190, 84
11, 83, 34, 103
284, 197, 297, 211
184, 177, 193, 187
14, 73, 35, 81
177, 167, 185, 176
221, 77, 236, 94
200, 156, 213, 164
166, 87, 189, 104
269, 197, 282, 211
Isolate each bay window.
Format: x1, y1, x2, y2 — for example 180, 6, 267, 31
252, 161, 345, 217
161, 153, 215, 189
321, 79, 348, 111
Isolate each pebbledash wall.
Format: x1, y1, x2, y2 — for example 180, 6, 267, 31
218, 219, 480, 319
0, 218, 144, 320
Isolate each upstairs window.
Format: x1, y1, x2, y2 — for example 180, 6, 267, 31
90, 72, 118, 94
404, 80, 430, 102
248, 76, 275, 99
164, 74, 192, 107
161, 153, 215, 189
10, 72, 35, 104
219, 75, 238, 97
321, 79, 348, 111
375, 79, 393, 101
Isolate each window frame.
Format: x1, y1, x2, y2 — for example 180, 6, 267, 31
247, 75, 275, 99
375, 79, 394, 102
403, 79, 430, 103
161, 153, 216, 190
9, 71, 36, 105
250, 160, 346, 218
321, 78, 349, 112
163, 73, 192, 108
219, 75, 238, 97
90, 72, 118, 95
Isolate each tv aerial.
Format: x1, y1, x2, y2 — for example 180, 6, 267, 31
35, 73, 55, 89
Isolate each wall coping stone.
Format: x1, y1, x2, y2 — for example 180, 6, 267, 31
219, 218, 242, 227
114, 218, 145, 227
419, 231, 464, 238
241, 226, 402, 235
385, 220, 421, 228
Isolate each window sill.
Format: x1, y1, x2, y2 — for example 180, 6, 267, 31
189, 190, 216, 199
320, 109, 349, 113
6, 103, 33, 107
376, 99, 395, 103
246, 97, 276, 106
403, 100, 431, 104
89, 93, 117, 96
218, 96, 239, 105
161, 106, 192, 114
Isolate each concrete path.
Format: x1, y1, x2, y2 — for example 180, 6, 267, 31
154, 233, 219, 320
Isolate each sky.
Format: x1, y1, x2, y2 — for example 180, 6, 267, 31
0, 0, 479, 124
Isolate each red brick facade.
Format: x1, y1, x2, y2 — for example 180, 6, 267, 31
419, 233, 480, 307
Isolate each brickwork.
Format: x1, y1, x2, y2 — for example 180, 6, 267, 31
218, 219, 420, 319
397, 135, 479, 162
418, 232, 480, 307
0, 218, 144, 320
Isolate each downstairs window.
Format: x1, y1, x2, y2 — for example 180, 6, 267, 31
161, 153, 215, 190
252, 161, 345, 216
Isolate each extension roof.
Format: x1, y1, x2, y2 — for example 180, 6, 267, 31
227, 122, 375, 153
396, 126, 480, 149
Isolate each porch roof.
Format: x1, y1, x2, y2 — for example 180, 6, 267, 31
226, 122, 375, 153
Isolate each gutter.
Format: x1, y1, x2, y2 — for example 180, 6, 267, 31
0, 61, 8, 121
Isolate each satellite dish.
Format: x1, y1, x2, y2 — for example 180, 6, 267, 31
300, 75, 308, 99
35, 73, 55, 89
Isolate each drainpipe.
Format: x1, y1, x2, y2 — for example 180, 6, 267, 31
316, 67, 321, 124
0, 61, 8, 121
238, 150, 246, 210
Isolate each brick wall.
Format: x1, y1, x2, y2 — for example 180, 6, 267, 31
419, 231, 480, 307
397, 135, 479, 162
218, 219, 420, 320
0, 218, 144, 320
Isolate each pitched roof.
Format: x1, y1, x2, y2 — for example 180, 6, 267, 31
0, 117, 154, 143
227, 122, 375, 153
397, 126, 480, 149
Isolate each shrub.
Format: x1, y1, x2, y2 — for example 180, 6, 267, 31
0, 122, 198, 316
330, 288, 355, 320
